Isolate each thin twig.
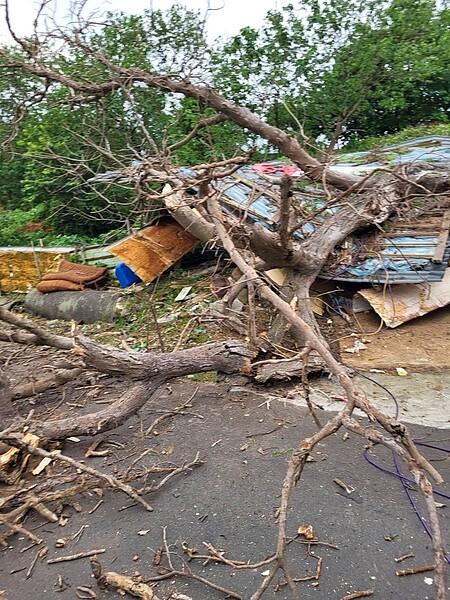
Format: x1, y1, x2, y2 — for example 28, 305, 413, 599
395, 553, 415, 563
341, 591, 374, 600
396, 565, 435, 576
48, 549, 106, 564
26, 546, 48, 578
301, 344, 322, 428
3, 437, 153, 512
145, 390, 198, 436
138, 453, 203, 495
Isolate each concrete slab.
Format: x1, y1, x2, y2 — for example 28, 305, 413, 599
280, 371, 450, 429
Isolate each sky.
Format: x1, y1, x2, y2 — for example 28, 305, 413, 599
0, 0, 291, 42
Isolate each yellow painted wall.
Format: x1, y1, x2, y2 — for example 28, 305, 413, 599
0, 250, 70, 292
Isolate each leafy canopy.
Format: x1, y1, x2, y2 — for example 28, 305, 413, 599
0, 0, 448, 243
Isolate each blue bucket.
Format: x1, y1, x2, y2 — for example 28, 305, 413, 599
114, 262, 142, 288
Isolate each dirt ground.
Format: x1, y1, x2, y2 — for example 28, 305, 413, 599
1, 340, 450, 599
334, 305, 450, 372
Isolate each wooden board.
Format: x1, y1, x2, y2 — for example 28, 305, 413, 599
433, 210, 450, 263
107, 218, 199, 283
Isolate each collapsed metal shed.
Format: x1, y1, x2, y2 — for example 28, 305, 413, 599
90, 136, 450, 287
211, 164, 450, 286
320, 211, 450, 284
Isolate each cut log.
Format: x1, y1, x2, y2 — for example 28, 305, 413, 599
24, 289, 128, 323
254, 353, 327, 383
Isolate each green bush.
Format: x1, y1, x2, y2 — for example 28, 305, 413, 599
0, 207, 114, 247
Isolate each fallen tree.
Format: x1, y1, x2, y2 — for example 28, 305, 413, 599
0, 2, 449, 598
0, 307, 253, 438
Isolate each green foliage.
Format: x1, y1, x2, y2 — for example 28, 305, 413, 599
0, 4, 250, 237
344, 123, 450, 152
0, 0, 448, 240
93, 5, 208, 72
0, 205, 110, 246
0, 151, 25, 209
215, 0, 449, 144
329, 0, 450, 139
0, 207, 43, 245
166, 98, 249, 164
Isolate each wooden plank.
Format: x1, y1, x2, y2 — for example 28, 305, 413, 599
388, 231, 440, 236
364, 251, 436, 259
380, 242, 437, 247
433, 210, 450, 263
107, 218, 198, 283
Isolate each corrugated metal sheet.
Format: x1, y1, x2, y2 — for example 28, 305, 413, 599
89, 136, 450, 285
215, 164, 450, 284
357, 268, 450, 327
320, 212, 450, 284
214, 164, 323, 238
332, 135, 450, 176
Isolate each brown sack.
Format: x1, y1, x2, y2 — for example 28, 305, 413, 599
55, 259, 107, 283
36, 259, 108, 293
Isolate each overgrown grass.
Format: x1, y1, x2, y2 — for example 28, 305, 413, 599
93, 268, 231, 353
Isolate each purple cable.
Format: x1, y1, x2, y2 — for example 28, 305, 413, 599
353, 369, 450, 565
363, 450, 450, 501
416, 441, 450, 453
393, 452, 450, 565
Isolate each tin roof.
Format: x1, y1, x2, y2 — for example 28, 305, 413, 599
90, 137, 450, 285
213, 168, 450, 285
319, 213, 450, 284
331, 135, 450, 176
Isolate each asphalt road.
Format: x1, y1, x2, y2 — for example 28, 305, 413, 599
1, 381, 449, 599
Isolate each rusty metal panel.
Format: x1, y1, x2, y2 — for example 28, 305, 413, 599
356, 268, 450, 327
106, 218, 199, 283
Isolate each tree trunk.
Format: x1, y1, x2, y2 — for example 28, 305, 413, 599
2, 337, 254, 439
24, 289, 127, 323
